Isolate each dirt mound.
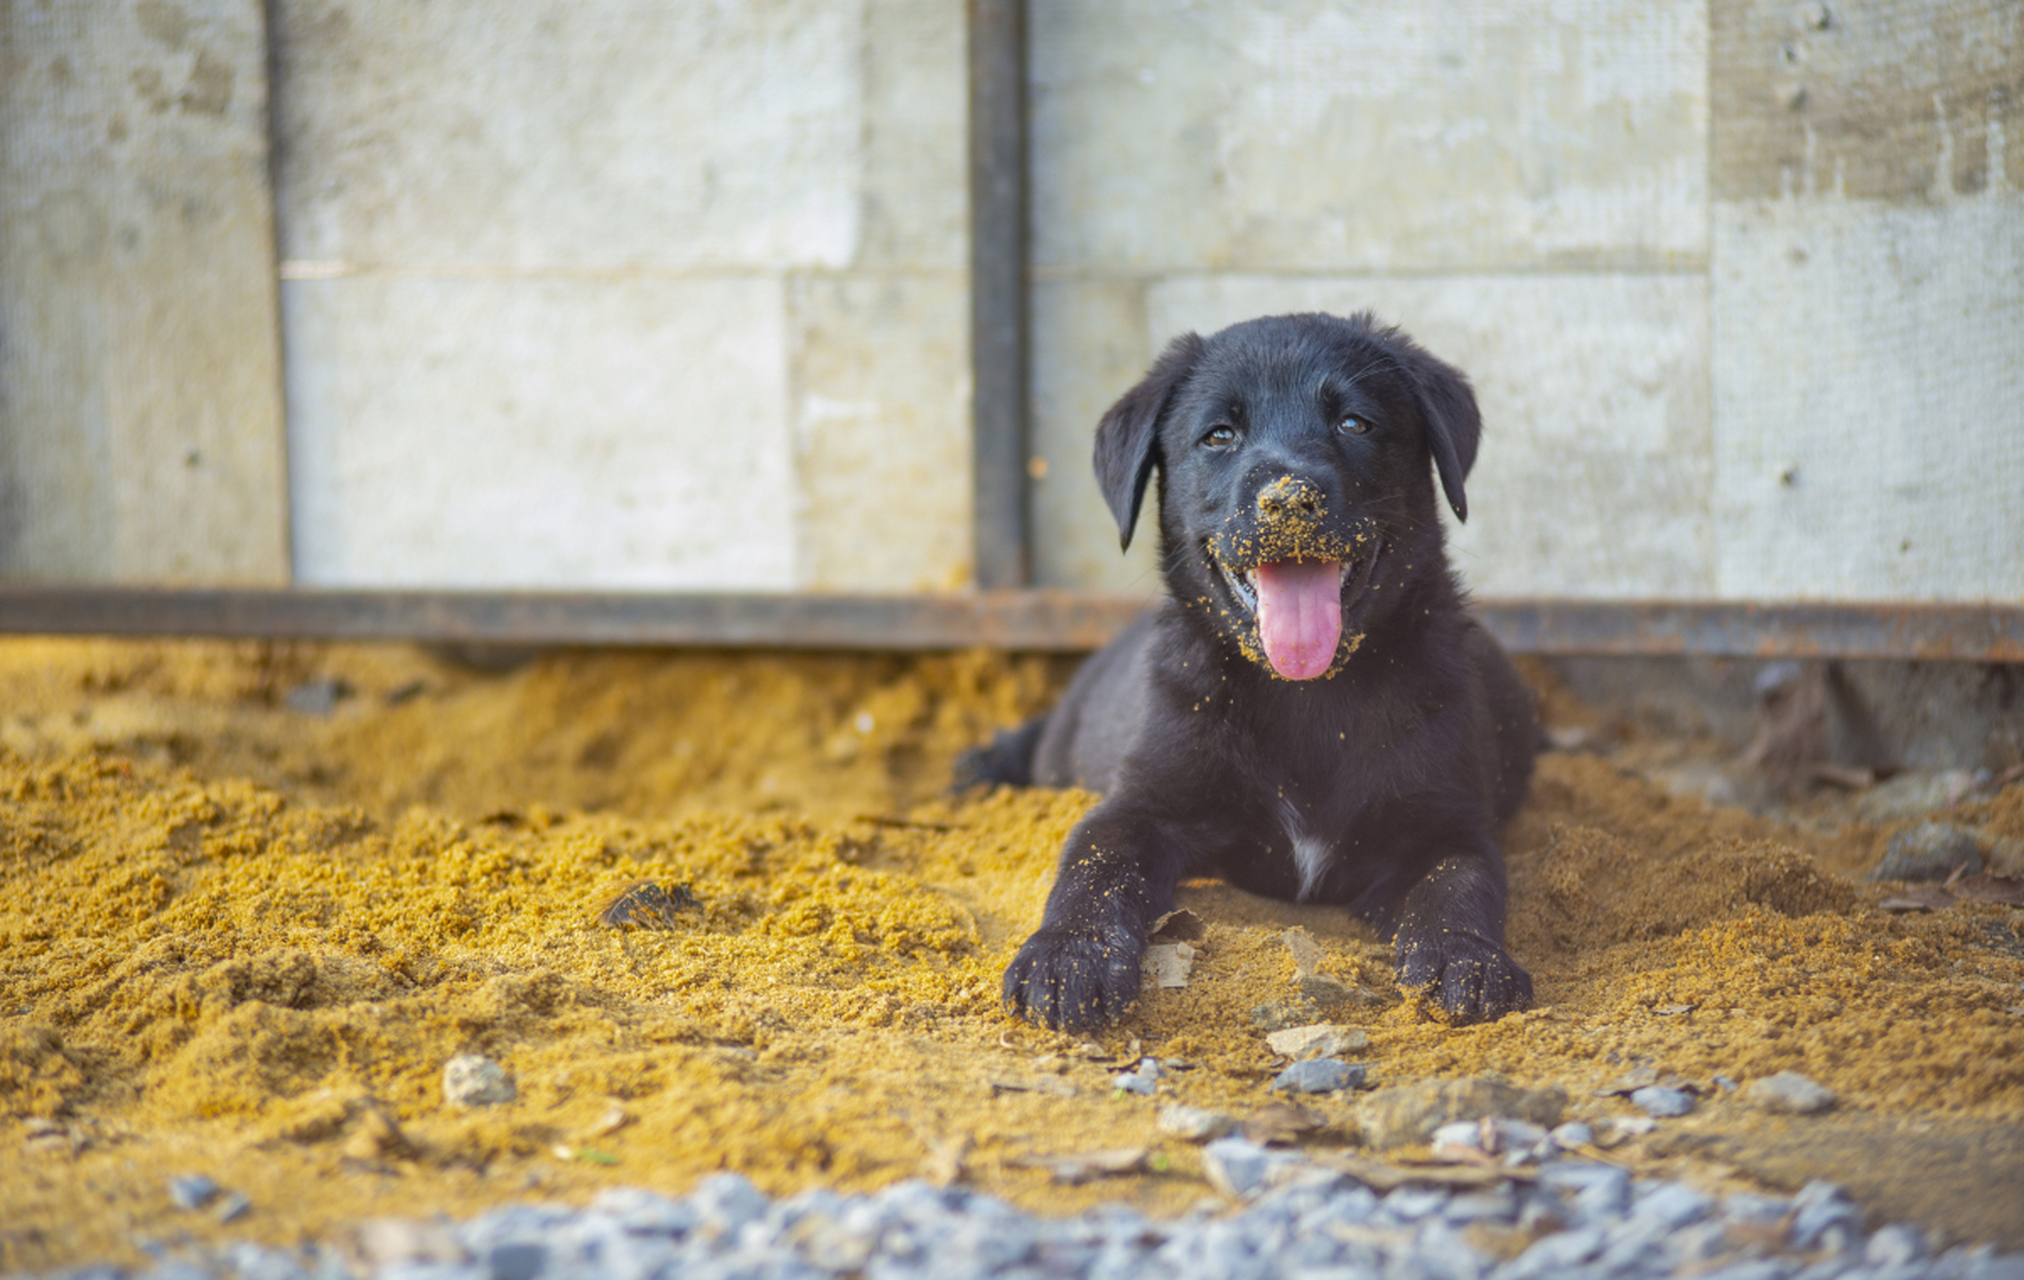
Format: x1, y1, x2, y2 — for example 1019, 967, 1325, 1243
1, 639, 2021, 1271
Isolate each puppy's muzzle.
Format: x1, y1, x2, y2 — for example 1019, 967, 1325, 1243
1256, 475, 1324, 525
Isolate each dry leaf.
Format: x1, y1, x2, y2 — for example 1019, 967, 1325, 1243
1879, 885, 1956, 912
1149, 909, 1206, 943
1146, 941, 1197, 989
1953, 874, 2024, 906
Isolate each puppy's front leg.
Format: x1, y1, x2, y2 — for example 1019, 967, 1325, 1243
1003, 803, 1184, 1032
1390, 850, 1533, 1023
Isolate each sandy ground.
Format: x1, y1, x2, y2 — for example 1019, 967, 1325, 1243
2, 638, 2021, 1273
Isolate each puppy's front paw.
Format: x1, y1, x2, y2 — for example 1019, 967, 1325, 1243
1002, 925, 1143, 1031
1395, 930, 1532, 1023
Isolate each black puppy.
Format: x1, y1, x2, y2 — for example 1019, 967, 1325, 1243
967, 312, 1538, 1031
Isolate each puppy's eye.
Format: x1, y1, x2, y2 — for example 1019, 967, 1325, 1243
1201, 425, 1238, 448
1338, 414, 1370, 436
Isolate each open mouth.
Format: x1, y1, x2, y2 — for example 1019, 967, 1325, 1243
1216, 548, 1381, 681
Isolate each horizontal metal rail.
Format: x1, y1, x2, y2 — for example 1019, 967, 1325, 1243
1, 588, 2019, 661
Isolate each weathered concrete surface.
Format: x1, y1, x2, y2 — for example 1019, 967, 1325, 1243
270, 0, 866, 271
1711, 195, 2024, 601
1028, 280, 1163, 593
791, 272, 973, 592
271, 0, 971, 592
1030, 0, 1709, 273
1709, 0, 2024, 603
284, 278, 798, 589
1144, 274, 1715, 600
1713, 0, 2022, 201
0, 0, 288, 583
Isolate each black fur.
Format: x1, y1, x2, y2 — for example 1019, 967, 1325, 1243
983, 312, 1539, 1031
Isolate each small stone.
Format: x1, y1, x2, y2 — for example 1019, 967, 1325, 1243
1382, 1185, 1449, 1221
689, 1172, 769, 1236
485, 1242, 547, 1280
213, 1192, 252, 1224
1270, 1058, 1365, 1095
1200, 1137, 1272, 1198
1157, 1105, 1235, 1142
354, 1218, 469, 1268
1742, 1070, 1836, 1115
1864, 1223, 1928, 1267
1356, 1077, 1567, 1149
1722, 1192, 1791, 1225
587, 1187, 697, 1236
1634, 1182, 1712, 1230
1629, 1086, 1695, 1118
1858, 770, 1976, 822
1430, 1120, 1483, 1152
1790, 1180, 1863, 1253
443, 1055, 517, 1108
1265, 1023, 1370, 1060
1867, 823, 1982, 883
1282, 928, 1326, 978
286, 677, 352, 717
168, 1175, 219, 1211
1111, 1068, 1155, 1096
342, 1101, 413, 1160
583, 1100, 630, 1139
1605, 1115, 1656, 1139
1296, 973, 1374, 1009
1550, 1121, 1595, 1149
1250, 1001, 1307, 1032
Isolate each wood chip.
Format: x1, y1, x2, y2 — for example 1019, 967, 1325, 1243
920, 1133, 972, 1187
1010, 1146, 1147, 1183
986, 1076, 1078, 1098
1242, 1101, 1326, 1146
1314, 1151, 1536, 1191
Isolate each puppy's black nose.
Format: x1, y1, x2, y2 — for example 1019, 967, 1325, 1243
1256, 475, 1325, 524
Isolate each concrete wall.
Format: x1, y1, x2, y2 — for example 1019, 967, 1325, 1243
3, 0, 2017, 602
271, 0, 973, 592
1028, 0, 2024, 604
0, 0, 289, 584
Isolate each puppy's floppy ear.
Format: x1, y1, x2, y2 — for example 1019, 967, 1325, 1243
1093, 332, 1205, 549
1390, 337, 1481, 523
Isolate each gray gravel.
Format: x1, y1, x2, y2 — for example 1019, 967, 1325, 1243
30, 1142, 2024, 1280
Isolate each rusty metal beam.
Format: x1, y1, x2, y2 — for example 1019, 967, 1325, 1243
968, 0, 1031, 589
1, 588, 2021, 661
1473, 599, 2024, 663
0, 587, 1149, 652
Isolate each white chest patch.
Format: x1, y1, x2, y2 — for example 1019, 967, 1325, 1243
1276, 796, 1333, 903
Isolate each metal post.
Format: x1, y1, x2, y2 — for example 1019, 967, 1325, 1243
968, 0, 1030, 589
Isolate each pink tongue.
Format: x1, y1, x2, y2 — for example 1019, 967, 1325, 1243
1255, 559, 1343, 680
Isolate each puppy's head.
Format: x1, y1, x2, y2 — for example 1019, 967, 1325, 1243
1094, 312, 1479, 681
